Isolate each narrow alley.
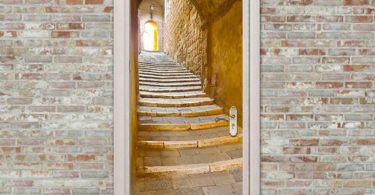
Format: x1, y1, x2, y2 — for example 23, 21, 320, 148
134, 52, 243, 194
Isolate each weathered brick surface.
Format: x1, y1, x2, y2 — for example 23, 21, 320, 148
0, 0, 113, 194
2, 0, 375, 193
261, 0, 375, 194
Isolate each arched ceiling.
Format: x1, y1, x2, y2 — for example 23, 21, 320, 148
137, 0, 239, 23
138, 0, 164, 10
189, 0, 239, 21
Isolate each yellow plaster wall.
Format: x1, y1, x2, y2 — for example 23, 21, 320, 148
207, 0, 243, 125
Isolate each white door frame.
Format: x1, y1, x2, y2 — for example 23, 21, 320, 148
113, 0, 260, 194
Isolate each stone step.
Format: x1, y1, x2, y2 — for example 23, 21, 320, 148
139, 65, 186, 69
138, 135, 242, 149
139, 85, 201, 92
139, 68, 189, 73
139, 65, 185, 69
139, 81, 201, 87
139, 70, 190, 75
138, 126, 237, 138
139, 77, 201, 83
136, 143, 242, 176
139, 74, 198, 80
139, 97, 214, 107
139, 158, 242, 176
139, 59, 174, 62
139, 72, 195, 77
138, 127, 242, 141
138, 105, 223, 117
140, 91, 207, 99
139, 64, 179, 68
138, 130, 243, 149
139, 114, 229, 131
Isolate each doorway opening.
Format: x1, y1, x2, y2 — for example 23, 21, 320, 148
143, 20, 159, 51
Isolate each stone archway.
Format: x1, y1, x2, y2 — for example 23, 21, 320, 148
143, 20, 159, 51
138, 0, 164, 51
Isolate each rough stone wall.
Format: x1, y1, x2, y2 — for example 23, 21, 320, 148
0, 0, 114, 194
138, 0, 164, 51
164, 0, 243, 125
261, 0, 375, 194
163, 0, 207, 77
207, 0, 243, 125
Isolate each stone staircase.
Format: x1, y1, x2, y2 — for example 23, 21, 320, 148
134, 51, 243, 194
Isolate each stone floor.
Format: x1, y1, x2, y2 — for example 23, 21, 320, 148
134, 168, 243, 195
134, 51, 243, 194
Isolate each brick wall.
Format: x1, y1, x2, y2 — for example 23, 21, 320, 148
2, 0, 375, 194
261, 0, 375, 194
164, 0, 207, 77
0, 0, 114, 194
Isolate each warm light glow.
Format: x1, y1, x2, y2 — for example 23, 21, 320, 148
143, 21, 159, 51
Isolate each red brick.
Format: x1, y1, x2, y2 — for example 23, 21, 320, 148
67, 154, 96, 161
316, 16, 344, 22
343, 65, 371, 72
345, 82, 372, 88
299, 49, 326, 55
51, 31, 72, 38
345, 16, 373, 23
56, 23, 84, 30
316, 82, 344, 88
85, 0, 103, 4
344, 0, 369, 5
283, 147, 311, 154
66, 0, 83, 4
104, 6, 113, 13
0, 147, 21, 153
290, 156, 318, 163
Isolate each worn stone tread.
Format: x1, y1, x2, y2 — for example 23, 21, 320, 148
139, 115, 229, 131
137, 143, 243, 175
139, 97, 214, 107
139, 81, 201, 87
139, 69, 190, 73
140, 91, 207, 99
138, 67, 189, 72
138, 127, 243, 141
138, 105, 223, 117
139, 85, 202, 93
139, 74, 198, 80
139, 77, 201, 83
138, 133, 242, 149
139, 72, 196, 77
